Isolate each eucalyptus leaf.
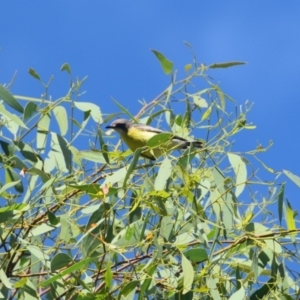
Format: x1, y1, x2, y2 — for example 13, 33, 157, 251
154, 157, 172, 190
151, 49, 174, 75
53, 106, 68, 136
0, 85, 24, 113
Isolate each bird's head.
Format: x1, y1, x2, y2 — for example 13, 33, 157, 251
106, 119, 132, 135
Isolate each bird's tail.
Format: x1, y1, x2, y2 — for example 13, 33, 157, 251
182, 140, 203, 149
191, 140, 203, 148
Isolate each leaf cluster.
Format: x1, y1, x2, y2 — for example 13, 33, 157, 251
0, 54, 299, 300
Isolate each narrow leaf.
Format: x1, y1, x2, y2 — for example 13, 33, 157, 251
184, 249, 208, 263
227, 153, 247, 197
78, 150, 106, 163
0, 103, 27, 128
181, 253, 194, 294
151, 49, 174, 75
39, 258, 94, 286
154, 157, 172, 190
98, 128, 110, 164
24, 101, 37, 121
53, 106, 68, 136
0, 269, 12, 289
201, 106, 212, 121
28, 68, 41, 80
37, 113, 50, 153
74, 101, 103, 123
51, 253, 73, 272
119, 280, 139, 298
104, 260, 113, 289
146, 133, 173, 148
60, 63, 72, 75
209, 61, 246, 69
111, 98, 135, 120
0, 85, 24, 113
283, 170, 300, 187
229, 287, 245, 300
123, 148, 143, 188
184, 64, 192, 72
6, 168, 23, 193
285, 199, 296, 231
278, 183, 285, 225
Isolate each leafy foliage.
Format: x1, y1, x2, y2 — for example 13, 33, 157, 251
0, 51, 299, 300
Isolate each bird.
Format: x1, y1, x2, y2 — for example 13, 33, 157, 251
106, 118, 203, 160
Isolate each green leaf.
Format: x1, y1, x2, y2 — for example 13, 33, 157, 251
6, 168, 23, 193
148, 190, 170, 198
0, 103, 27, 128
123, 148, 143, 188
146, 109, 170, 126
104, 260, 113, 289
207, 277, 221, 300
37, 113, 50, 153
139, 265, 156, 299
151, 197, 168, 216
209, 61, 246, 69
56, 133, 72, 172
229, 287, 245, 300
151, 49, 174, 75
44, 133, 71, 173
193, 96, 208, 108
30, 223, 56, 237
0, 204, 27, 213
24, 101, 37, 121
201, 106, 212, 121
111, 220, 143, 247
67, 183, 101, 194
147, 133, 173, 148
285, 199, 296, 231
26, 244, 50, 265
181, 253, 194, 294
14, 278, 27, 288
28, 68, 41, 80
0, 84, 24, 113
160, 216, 173, 241
111, 98, 136, 121
283, 169, 300, 187
184, 249, 208, 263
26, 167, 50, 183
74, 101, 103, 123
184, 63, 192, 72
53, 106, 68, 136
278, 183, 285, 225
78, 150, 106, 164
118, 280, 139, 299
60, 63, 72, 75
0, 140, 15, 156
250, 277, 276, 300
129, 190, 141, 224
51, 253, 73, 272
227, 153, 247, 197
0, 268, 12, 289
98, 129, 110, 164
47, 210, 59, 226
39, 258, 94, 287
154, 157, 172, 190
214, 85, 226, 110
102, 167, 128, 186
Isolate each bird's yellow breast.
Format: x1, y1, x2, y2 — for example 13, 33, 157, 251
120, 127, 163, 159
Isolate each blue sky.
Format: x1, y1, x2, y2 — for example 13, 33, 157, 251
1, 2, 300, 212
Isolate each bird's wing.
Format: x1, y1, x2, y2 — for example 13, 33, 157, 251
132, 123, 166, 134
132, 123, 203, 147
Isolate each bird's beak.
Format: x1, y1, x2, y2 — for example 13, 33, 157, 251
105, 125, 114, 129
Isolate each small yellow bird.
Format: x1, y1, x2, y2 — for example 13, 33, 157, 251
106, 119, 203, 160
